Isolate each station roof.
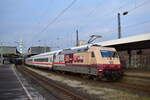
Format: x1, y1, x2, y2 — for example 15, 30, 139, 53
0, 46, 17, 54
0, 46, 21, 58
97, 33, 150, 51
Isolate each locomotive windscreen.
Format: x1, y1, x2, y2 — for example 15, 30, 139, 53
100, 50, 119, 58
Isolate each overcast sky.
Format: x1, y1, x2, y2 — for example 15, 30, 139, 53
0, 0, 150, 52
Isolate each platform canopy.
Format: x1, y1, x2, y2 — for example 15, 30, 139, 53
97, 33, 150, 51
0, 46, 17, 54
0, 46, 20, 58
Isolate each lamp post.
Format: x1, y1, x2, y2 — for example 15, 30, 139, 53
117, 11, 128, 39
0, 42, 3, 64
76, 30, 79, 46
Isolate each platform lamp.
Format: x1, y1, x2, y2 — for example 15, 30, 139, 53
118, 11, 128, 39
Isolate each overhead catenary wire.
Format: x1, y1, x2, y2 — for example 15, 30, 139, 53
99, 0, 150, 29
85, 0, 104, 18
79, 0, 150, 32
83, 0, 150, 40
100, 19, 150, 35
31, 0, 150, 48
128, 0, 150, 12
78, 0, 135, 31
30, 0, 77, 48
124, 19, 150, 29
36, 0, 77, 35
36, 1, 54, 25
87, 1, 132, 19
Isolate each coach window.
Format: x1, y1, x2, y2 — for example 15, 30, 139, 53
91, 52, 95, 58
28, 59, 32, 62
49, 58, 53, 62
35, 58, 48, 62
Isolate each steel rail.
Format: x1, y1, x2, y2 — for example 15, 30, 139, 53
16, 66, 87, 100
23, 66, 150, 96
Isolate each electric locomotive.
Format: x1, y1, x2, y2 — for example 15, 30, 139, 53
25, 44, 123, 81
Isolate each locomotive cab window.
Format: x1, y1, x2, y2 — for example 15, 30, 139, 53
100, 50, 118, 58
91, 52, 95, 58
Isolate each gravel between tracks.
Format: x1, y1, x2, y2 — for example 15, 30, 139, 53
25, 66, 150, 100
14, 65, 46, 100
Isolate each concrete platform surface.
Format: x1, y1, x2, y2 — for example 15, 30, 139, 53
0, 64, 30, 100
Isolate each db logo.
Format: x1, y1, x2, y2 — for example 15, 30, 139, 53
73, 56, 84, 62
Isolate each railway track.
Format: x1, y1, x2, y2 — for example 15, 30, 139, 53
17, 65, 150, 100
22, 65, 150, 96
107, 81, 150, 96
16, 65, 88, 100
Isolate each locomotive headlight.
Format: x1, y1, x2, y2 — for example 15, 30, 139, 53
99, 69, 103, 72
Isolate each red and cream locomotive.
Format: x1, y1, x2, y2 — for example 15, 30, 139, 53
25, 44, 123, 81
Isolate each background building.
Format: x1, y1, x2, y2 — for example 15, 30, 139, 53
0, 46, 18, 64
28, 46, 51, 55
0, 46, 17, 55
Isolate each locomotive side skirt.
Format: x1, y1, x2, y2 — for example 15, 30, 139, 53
53, 64, 98, 75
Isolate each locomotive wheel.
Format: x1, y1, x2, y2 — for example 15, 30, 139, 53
92, 77, 100, 81
91, 76, 101, 81
81, 74, 92, 79
106, 75, 118, 81
104, 70, 121, 81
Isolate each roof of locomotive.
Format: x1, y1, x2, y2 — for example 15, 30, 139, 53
28, 44, 115, 58
66, 43, 102, 50
57, 44, 114, 54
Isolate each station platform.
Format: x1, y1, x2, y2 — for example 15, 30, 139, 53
0, 64, 30, 100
